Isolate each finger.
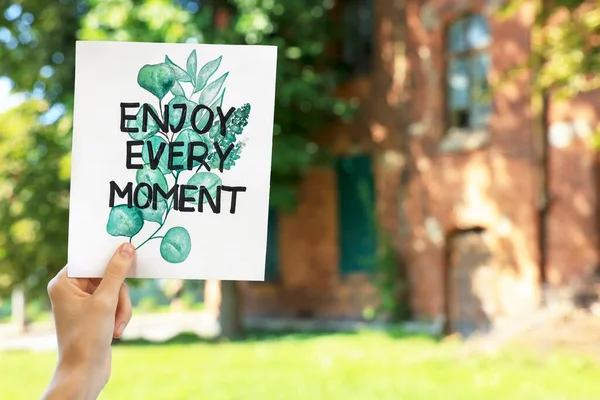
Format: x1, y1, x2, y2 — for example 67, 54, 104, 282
113, 283, 132, 339
95, 243, 135, 301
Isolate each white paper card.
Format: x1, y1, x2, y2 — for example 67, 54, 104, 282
68, 41, 277, 280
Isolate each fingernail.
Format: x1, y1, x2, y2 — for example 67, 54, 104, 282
119, 243, 134, 259
116, 322, 127, 338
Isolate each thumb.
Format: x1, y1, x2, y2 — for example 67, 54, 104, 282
96, 243, 135, 300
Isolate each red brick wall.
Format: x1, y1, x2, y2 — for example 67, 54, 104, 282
403, 1, 542, 322
546, 93, 600, 285
403, 0, 599, 324
241, 168, 380, 319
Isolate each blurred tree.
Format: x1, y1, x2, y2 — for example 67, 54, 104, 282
503, 0, 600, 98
0, 1, 81, 299
0, 99, 71, 298
0, 0, 353, 337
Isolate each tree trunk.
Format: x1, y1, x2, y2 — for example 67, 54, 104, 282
218, 281, 243, 339
11, 286, 27, 333
204, 279, 222, 317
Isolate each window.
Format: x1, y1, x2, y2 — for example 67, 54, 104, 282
446, 14, 492, 131
264, 208, 279, 282
341, 0, 373, 75
336, 155, 377, 275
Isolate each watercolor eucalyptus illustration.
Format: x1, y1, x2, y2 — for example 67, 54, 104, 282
106, 50, 251, 263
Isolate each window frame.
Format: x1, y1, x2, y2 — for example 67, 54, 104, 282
443, 13, 492, 134
339, 0, 374, 77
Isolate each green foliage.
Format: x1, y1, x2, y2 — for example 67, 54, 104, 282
503, 0, 600, 97
0, 100, 71, 296
501, 0, 600, 146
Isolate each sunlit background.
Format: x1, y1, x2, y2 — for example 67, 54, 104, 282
2, 0, 600, 399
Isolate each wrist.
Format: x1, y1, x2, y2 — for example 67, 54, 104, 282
42, 362, 98, 400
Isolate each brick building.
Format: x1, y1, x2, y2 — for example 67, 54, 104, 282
401, 1, 599, 335
208, 1, 600, 335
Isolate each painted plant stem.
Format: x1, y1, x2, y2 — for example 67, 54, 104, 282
157, 99, 172, 142
158, 131, 170, 141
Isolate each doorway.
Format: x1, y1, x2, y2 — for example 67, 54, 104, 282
446, 228, 497, 336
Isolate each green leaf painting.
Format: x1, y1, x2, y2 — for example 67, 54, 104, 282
186, 50, 197, 86
142, 136, 171, 174
196, 88, 225, 131
126, 104, 160, 141
136, 164, 168, 193
137, 63, 175, 100
165, 55, 191, 82
193, 56, 222, 94
170, 80, 185, 97
172, 128, 204, 170
107, 50, 252, 264
168, 95, 196, 131
160, 227, 192, 263
199, 72, 228, 107
187, 172, 222, 205
107, 205, 144, 237
135, 189, 168, 224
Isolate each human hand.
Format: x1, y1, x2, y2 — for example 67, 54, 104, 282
42, 243, 135, 400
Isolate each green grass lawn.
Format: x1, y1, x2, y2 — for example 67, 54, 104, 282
2, 330, 600, 400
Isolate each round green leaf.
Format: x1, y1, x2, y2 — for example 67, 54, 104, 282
136, 164, 168, 193
134, 188, 168, 224
168, 95, 197, 131
137, 63, 175, 100
126, 104, 160, 141
187, 172, 222, 205
172, 128, 205, 170
160, 227, 191, 263
106, 205, 144, 237
142, 136, 170, 174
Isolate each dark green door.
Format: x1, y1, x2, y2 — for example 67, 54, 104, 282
336, 155, 377, 274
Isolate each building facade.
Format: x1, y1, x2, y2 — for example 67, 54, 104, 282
209, 0, 600, 334
403, 0, 599, 335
